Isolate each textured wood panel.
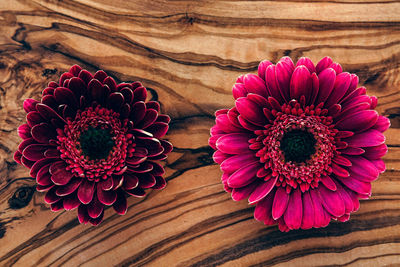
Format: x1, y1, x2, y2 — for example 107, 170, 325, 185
0, 0, 400, 266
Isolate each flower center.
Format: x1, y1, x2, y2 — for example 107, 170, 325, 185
280, 129, 316, 163
79, 126, 115, 160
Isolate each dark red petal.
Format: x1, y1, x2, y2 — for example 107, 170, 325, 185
113, 192, 128, 215
44, 188, 61, 204
78, 204, 90, 224
77, 180, 95, 204
160, 140, 173, 154
153, 176, 167, 190
136, 137, 163, 157
50, 161, 74, 185
130, 101, 146, 125
157, 114, 171, 124
144, 122, 169, 139
14, 151, 22, 164
107, 92, 124, 112
31, 123, 57, 144
103, 76, 117, 91
36, 104, 66, 124
87, 196, 104, 218
23, 144, 47, 161
36, 164, 52, 186
18, 124, 31, 139
54, 87, 78, 109
272, 187, 289, 220
69, 65, 82, 76
123, 174, 139, 190
97, 183, 117, 205
138, 173, 156, 188
26, 111, 44, 127
133, 86, 147, 102
68, 77, 86, 98
93, 70, 107, 82
23, 99, 39, 113
50, 200, 64, 212
56, 178, 83, 196
100, 178, 114, 191
138, 109, 158, 129
63, 193, 81, 210
21, 156, 35, 168
126, 187, 146, 197
89, 79, 109, 104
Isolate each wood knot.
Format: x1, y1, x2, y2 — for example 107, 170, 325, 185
8, 186, 35, 210
42, 68, 58, 77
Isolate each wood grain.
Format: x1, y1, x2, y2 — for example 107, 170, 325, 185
0, 0, 400, 266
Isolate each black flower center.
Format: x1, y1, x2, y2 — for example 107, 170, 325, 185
280, 129, 316, 163
79, 126, 115, 160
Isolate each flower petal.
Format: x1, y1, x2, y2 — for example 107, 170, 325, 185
325, 72, 351, 108
243, 74, 268, 98
113, 192, 128, 215
300, 191, 314, 230
78, 204, 90, 224
248, 176, 278, 204
316, 56, 333, 74
63, 193, 81, 210
23, 144, 47, 161
344, 129, 385, 148
227, 162, 259, 188
87, 197, 104, 219
235, 97, 268, 126
284, 188, 303, 230
317, 184, 345, 217
215, 133, 252, 154
31, 123, 57, 144
231, 182, 259, 201
290, 65, 311, 101
50, 161, 74, 186
272, 187, 289, 220
336, 176, 371, 196
372, 116, 390, 132
254, 189, 275, 223
56, 178, 83, 196
315, 68, 336, 104
77, 180, 95, 204
220, 153, 258, 173
336, 110, 378, 132
97, 184, 117, 205
320, 176, 337, 191
23, 99, 39, 113
346, 155, 379, 182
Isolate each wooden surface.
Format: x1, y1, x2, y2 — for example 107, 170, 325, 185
0, 0, 400, 266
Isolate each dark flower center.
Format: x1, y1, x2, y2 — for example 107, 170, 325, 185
280, 129, 316, 163
79, 126, 115, 160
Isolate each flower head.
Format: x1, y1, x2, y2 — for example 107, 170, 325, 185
209, 57, 389, 231
14, 65, 172, 225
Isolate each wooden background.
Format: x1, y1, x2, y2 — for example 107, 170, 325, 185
0, 0, 399, 266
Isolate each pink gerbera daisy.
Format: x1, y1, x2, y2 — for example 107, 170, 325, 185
209, 57, 389, 231
14, 65, 172, 225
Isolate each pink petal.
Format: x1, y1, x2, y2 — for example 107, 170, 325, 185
331, 163, 349, 177
248, 176, 278, 204
215, 114, 246, 133
334, 182, 354, 214
362, 144, 387, 159
315, 68, 336, 104
77, 180, 95, 204
231, 181, 259, 201
265, 65, 285, 103
344, 129, 385, 148
372, 116, 390, 132
227, 162, 260, 188
276, 60, 294, 101
113, 192, 128, 215
336, 110, 378, 132
212, 151, 229, 164
317, 184, 345, 217
310, 189, 330, 227
309, 73, 319, 105
295, 57, 315, 73
370, 159, 385, 173
254, 189, 275, 223
336, 176, 371, 196
283, 189, 303, 230
339, 147, 365, 155
272, 187, 289, 220
258, 60, 273, 80
235, 97, 268, 126
346, 155, 379, 182
325, 72, 351, 108
333, 155, 352, 167
232, 83, 247, 99
329, 62, 342, 74
220, 153, 258, 173
320, 176, 337, 191
243, 74, 268, 98
300, 191, 314, 230
50, 161, 74, 185
215, 133, 252, 154
237, 115, 259, 131
316, 56, 333, 74
290, 66, 311, 101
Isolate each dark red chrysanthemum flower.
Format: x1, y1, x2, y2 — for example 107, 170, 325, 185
209, 57, 389, 231
14, 65, 172, 225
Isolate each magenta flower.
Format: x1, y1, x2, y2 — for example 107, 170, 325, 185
209, 57, 389, 231
14, 65, 172, 225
